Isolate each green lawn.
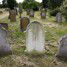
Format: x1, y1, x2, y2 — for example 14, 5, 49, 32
0, 11, 67, 67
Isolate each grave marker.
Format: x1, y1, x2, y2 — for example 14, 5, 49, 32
56, 12, 62, 23
56, 35, 67, 60
26, 21, 45, 52
29, 10, 34, 17
9, 10, 16, 22
20, 17, 30, 32
41, 9, 46, 19
0, 23, 11, 55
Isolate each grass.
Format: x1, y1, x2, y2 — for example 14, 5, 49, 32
0, 11, 67, 67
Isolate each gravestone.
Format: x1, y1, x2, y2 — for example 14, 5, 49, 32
20, 17, 30, 32
56, 35, 67, 60
26, 21, 45, 52
26, 9, 30, 15
19, 7, 22, 18
0, 11, 3, 14
9, 10, 16, 22
14, 8, 18, 15
0, 23, 8, 30
0, 23, 11, 55
41, 9, 46, 19
29, 10, 34, 17
56, 12, 62, 23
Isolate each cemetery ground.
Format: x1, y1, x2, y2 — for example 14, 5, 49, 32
0, 10, 67, 67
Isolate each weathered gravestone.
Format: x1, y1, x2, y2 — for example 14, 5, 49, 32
41, 9, 46, 19
29, 10, 34, 17
26, 9, 30, 15
56, 12, 62, 23
26, 21, 45, 52
19, 7, 22, 18
14, 8, 18, 15
56, 35, 67, 60
9, 10, 16, 22
20, 17, 30, 32
0, 23, 11, 55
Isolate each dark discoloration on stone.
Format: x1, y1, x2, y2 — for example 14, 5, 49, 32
0, 23, 8, 30
20, 17, 30, 32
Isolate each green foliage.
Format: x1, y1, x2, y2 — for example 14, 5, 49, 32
49, 0, 64, 10
7, 0, 17, 10
60, 0, 67, 21
22, 0, 40, 11
42, 0, 48, 8
2, 0, 7, 8
49, 8, 60, 16
42, 0, 64, 9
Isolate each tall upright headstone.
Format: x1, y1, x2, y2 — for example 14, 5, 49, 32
26, 21, 45, 52
0, 23, 11, 55
20, 17, 30, 32
56, 35, 67, 60
56, 12, 62, 23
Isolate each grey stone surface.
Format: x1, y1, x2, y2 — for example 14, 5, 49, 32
56, 12, 62, 23
26, 21, 45, 52
0, 25, 11, 55
41, 9, 46, 19
56, 35, 67, 60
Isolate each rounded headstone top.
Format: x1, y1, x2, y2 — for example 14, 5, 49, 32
59, 34, 67, 46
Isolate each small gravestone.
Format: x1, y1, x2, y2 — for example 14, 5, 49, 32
20, 17, 30, 32
0, 23, 11, 55
9, 10, 16, 22
29, 10, 34, 17
0, 23, 8, 30
19, 7, 22, 18
26, 9, 30, 15
41, 9, 46, 19
56, 35, 67, 60
26, 21, 45, 52
0, 11, 3, 14
14, 8, 18, 15
56, 12, 62, 23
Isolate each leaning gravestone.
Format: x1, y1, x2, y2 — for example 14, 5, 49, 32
26, 21, 45, 52
56, 12, 62, 23
41, 9, 46, 19
20, 17, 30, 32
56, 35, 67, 60
9, 10, 16, 22
0, 23, 11, 55
29, 10, 34, 17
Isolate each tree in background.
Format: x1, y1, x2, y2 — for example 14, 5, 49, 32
22, 0, 40, 11
2, 0, 7, 8
7, 0, 18, 10
49, 0, 64, 10
48, 0, 64, 16
42, 0, 48, 8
